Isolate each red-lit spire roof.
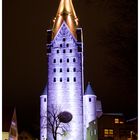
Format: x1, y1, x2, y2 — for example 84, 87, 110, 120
52, 0, 79, 38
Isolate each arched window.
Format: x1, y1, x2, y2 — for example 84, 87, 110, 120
67, 68, 69, 72
63, 49, 66, 53
53, 78, 56, 82
53, 59, 56, 63
67, 59, 69, 63
57, 50, 59, 53
53, 68, 56, 72
60, 78, 62, 82
60, 59, 62, 63
89, 98, 91, 102
60, 68, 62, 72
67, 77, 69, 82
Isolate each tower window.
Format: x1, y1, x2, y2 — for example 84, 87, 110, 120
73, 68, 76, 72
53, 59, 56, 63
73, 77, 76, 82
53, 78, 56, 82
60, 68, 62, 72
63, 49, 66, 53
66, 44, 69, 47
89, 98, 91, 102
60, 59, 62, 63
60, 44, 62, 47
67, 59, 69, 63
67, 77, 69, 82
63, 38, 66, 42
44, 98, 46, 102
60, 78, 62, 82
73, 58, 76, 62
57, 50, 59, 53
67, 68, 69, 72
53, 68, 56, 72
70, 49, 72, 53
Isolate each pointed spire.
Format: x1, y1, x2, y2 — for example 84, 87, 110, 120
42, 85, 47, 95
9, 108, 18, 140
85, 82, 96, 95
52, 0, 79, 38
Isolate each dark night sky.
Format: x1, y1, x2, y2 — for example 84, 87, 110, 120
3, 0, 137, 137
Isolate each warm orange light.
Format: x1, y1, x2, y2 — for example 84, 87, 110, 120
120, 121, 124, 124
115, 118, 119, 124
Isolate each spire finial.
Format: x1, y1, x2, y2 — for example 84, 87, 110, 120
52, 0, 78, 38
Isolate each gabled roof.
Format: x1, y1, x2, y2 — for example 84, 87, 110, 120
85, 82, 96, 95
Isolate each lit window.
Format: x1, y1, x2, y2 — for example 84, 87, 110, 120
120, 121, 124, 124
57, 50, 59, 53
67, 77, 69, 82
89, 98, 91, 102
63, 49, 66, 53
53, 78, 56, 82
53, 59, 56, 63
53, 68, 56, 72
104, 129, 113, 137
73, 58, 76, 62
67, 68, 69, 72
60, 68, 62, 72
74, 77, 76, 82
115, 118, 119, 124
73, 68, 76, 72
67, 59, 69, 63
70, 49, 72, 53
60, 59, 62, 63
60, 78, 62, 82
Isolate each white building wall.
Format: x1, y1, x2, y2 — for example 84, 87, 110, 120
40, 95, 47, 140
83, 95, 97, 140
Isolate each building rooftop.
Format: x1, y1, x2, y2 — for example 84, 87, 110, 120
85, 82, 96, 95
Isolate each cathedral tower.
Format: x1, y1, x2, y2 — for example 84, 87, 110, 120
46, 0, 84, 139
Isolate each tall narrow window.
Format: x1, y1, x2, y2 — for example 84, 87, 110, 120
67, 77, 69, 82
60, 59, 62, 63
44, 98, 46, 102
57, 50, 59, 53
60, 44, 62, 47
73, 58, 76, 62
63, 49, 66, 53
67, 59, 69, 63
53, 59, 56, 63
89, 98, 91, 102
60, 78, 62, 82
74, 77, 76, 82
53, 68, 56, 72
63, 38, 66, 42
60, 68, 62, 72
70, 49, 72, 53
73, 68, 76, 72
66, 44, 69, 47
53, 78, 56, 82
67, 68, 69, 72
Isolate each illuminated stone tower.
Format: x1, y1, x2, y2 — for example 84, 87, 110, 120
47, 0, 84, 139
83, 83, 97, 140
